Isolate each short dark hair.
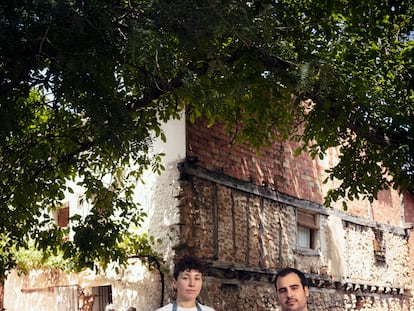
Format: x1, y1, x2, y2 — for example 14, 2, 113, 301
173, 255, 204, 279
275, 268, 308, 289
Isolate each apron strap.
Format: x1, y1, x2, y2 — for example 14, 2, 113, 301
172, 301, 202, 311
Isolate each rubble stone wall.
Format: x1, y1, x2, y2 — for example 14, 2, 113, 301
173, 163, 413, 310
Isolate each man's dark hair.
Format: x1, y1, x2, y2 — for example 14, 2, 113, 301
275, 268, 308, 289
173, 255, 204, 279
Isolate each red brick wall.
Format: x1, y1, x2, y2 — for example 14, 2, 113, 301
187, 118, 413, 226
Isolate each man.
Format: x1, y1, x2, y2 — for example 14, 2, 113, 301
155, 255, 215, 311
275, 268, 309, 311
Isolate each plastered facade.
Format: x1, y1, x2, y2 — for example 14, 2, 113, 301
3, 116, 186, 311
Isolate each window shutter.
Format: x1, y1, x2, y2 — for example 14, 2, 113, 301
57, 206, 69, 227
297, 210, 319, 230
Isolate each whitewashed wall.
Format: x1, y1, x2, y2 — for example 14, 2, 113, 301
4, 114, 186, 311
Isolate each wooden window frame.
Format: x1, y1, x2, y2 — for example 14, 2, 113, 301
296, 210, 319, 250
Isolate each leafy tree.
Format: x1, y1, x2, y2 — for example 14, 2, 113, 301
0, 0, 413, 277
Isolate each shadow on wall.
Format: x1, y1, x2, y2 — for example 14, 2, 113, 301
326, 215, 345, 281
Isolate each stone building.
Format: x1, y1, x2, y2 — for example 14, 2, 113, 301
3, 115, 414, 311
174, 118, 414, 311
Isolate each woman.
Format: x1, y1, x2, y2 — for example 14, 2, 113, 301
156, 256, 215, 311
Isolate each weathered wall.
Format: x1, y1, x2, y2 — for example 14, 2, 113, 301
187, 117, 414, 310
3, 116, 187, 311
187, 118, 407, 225
170, 162, 413, 310
3, 260, 161, 311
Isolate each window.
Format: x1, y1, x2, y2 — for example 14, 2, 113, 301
373, 228, 386, 263
296, 210, 319, 249
57, 204, 70, 228
53, 202, 69, 228
91, 285, 113, 311
52, 202, 70, 241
